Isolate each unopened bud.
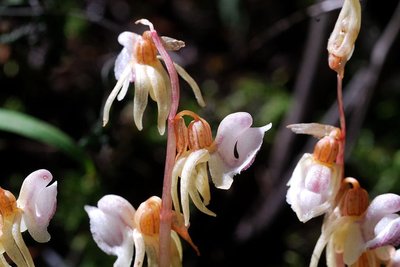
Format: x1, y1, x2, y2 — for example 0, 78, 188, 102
134, 31, 158, 65
188, 118, 213, 151
339, 178, 369, 216
327, 0, 361, 77
313, 135, 339, 164
0, 187, 17, 216
134, 196, 161, 236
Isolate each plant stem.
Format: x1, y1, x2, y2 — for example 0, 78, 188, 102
336, 74, 346, 178
151, 29, 180, 267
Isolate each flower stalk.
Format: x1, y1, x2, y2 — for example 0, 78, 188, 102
146, 20, 180, 267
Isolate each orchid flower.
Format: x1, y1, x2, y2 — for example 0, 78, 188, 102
85, 195, 199, 267
171, 111, 271, 226
103, 19, 205, 135
286, 123, 342, 223
310, 178, 400, 267
0, 169, 57, 267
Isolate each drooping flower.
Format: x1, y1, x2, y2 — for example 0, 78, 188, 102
103, 19, 205, 135
310, 178, 400, 267
85, 195, 198, 267
286, 123, 342, 223
0, 169, 57, 267
171, 111, 272, 226
327, 0, 361, 77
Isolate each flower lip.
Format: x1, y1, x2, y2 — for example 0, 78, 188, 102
17, 169, 57, 243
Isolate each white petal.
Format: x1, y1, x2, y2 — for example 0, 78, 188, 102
17, 169, 57, 243
133, 229, 145, 267
363, 193, 400, 238
84, 196, 135, 267
366, 215, 400, 249
117, 31, 139, 51
286, 154, 339, 222
210, 112, 271, 189
103, 65, 133, 126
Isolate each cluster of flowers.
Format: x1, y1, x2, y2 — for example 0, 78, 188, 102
0, 18, 271, 267
285, 0, 400, 266
86, 19, 272, 267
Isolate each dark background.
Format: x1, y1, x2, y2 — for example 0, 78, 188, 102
1, 0, 400, 266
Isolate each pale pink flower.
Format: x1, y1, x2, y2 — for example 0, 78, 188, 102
172, 111, 271, 226
103, 19, 205, 135
0, 169, 57, 267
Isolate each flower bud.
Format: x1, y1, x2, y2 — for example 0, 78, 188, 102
339, 178, 369, 216
327, 0, 361, 77
174, 116, 189, 156
0, 187, 17, 216
134, 31, 158, 65
313, 135, 339, 165
134, 196, 161, 236
188, 118, 213, 151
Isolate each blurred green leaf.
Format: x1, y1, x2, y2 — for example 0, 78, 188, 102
0, 108, 95, 174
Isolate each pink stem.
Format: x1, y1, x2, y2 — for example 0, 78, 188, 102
336, 74, 346, 178
151, 30, 180, 267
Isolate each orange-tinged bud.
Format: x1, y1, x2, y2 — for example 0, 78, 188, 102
188, 118, 213, 151
174, 116, 189, 156
134, 31, 158, 65
313, 135, 339, 164
134, 196, 161, 236
0, 187, 17, 217
339, 177, 369, 216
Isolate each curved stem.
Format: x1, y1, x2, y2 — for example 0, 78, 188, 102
151, 29, 180, 267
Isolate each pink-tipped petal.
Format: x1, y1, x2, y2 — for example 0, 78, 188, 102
210, 112, 271, 189
85, 195, 136, 267
363, 194, 400, 238
366, 215, 400, 249
17, 169, 57, 243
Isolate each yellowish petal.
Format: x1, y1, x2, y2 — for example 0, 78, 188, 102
181, 149, 210, 226
103, 64, 132, 126
133, 64, 150, 131
146, 62, 171, 135
195, 162, 211, 206
2, 212, 34, 267
173, 62, 205, 107
133, 229, 146, 267
172, 155, 188, 214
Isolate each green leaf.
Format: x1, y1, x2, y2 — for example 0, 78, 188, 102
0, 108, 95, 174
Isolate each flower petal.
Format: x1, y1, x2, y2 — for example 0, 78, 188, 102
84, 195, 136, 267
146, 62, 171, 135
17, 169, 57, 243
180, 149, 211, 226
172, 155, 188, 214
133, 229, 145, 267
363, 194, 400, 238
173, 62, 205, 107
133, 64, 150, 131
210, 112, 271, 189
115, 31, 138, 81
286, 154, 339, 222
103, 64, 133, 126
366, 215, 400, 249
343, 222, 365, 265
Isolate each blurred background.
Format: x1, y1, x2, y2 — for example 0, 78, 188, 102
1, 0, 400, 266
